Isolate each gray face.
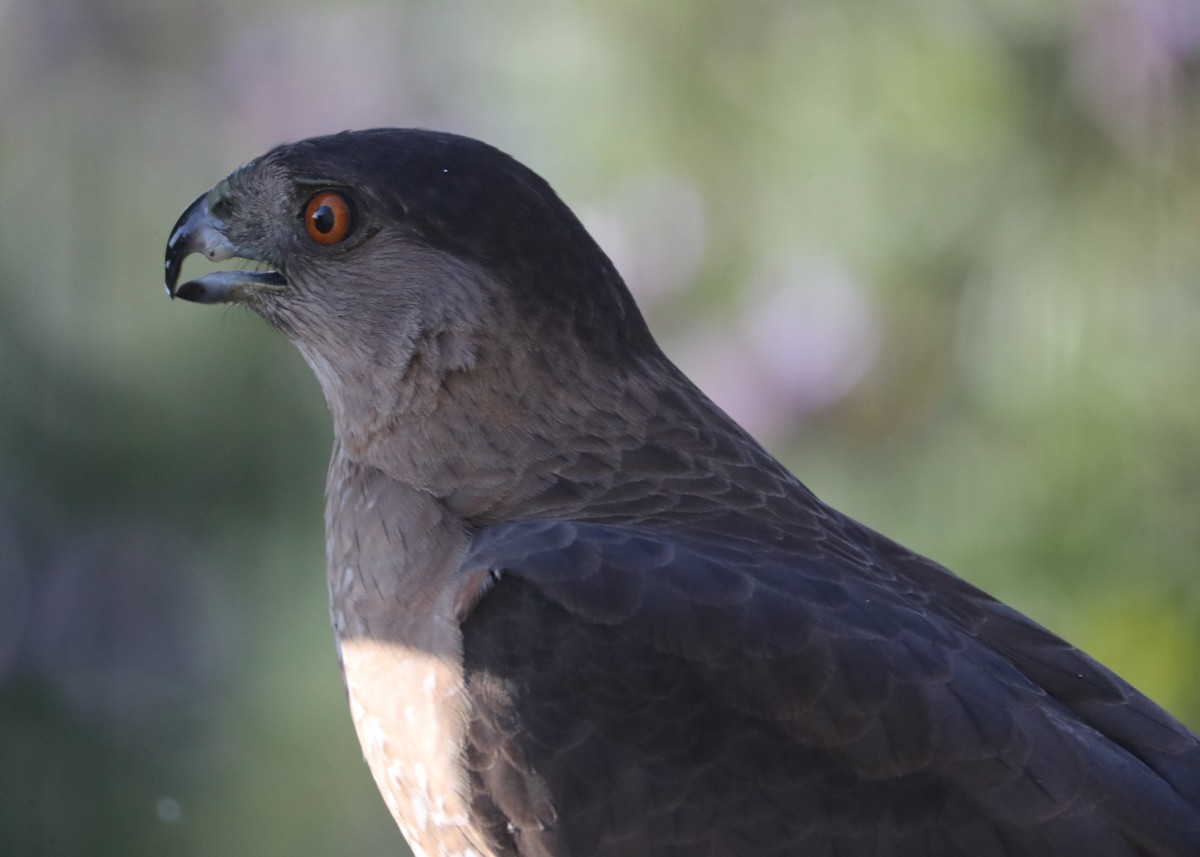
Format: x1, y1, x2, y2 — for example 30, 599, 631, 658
164, 149, 410, 341
163, 128, 657, 368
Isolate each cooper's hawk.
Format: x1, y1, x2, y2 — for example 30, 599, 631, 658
164, 129, 1200, 856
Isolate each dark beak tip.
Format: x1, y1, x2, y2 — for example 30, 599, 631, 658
174, 280, 205, 303
163, 191, 209, 299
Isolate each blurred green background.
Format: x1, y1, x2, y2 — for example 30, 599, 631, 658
2, 1, 1199, 855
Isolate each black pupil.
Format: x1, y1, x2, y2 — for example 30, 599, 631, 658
312, 204, 335, 234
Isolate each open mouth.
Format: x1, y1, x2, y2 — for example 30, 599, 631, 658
164, 191, 287, 304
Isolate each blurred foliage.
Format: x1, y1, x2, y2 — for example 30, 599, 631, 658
1, 0, 1199, 855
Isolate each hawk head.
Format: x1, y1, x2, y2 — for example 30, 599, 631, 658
165, 129, 660, 451
166, 128, 654, 358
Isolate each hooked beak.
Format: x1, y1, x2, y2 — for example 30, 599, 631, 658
164, 191, 286, 303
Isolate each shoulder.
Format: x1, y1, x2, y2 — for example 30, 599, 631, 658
456, 517, 1200, 855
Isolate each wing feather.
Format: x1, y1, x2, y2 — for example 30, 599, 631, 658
459, 519, 1200, 856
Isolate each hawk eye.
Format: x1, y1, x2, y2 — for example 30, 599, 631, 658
304, 191, 353, 245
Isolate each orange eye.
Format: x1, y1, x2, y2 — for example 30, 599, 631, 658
304, 191, 353, 245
